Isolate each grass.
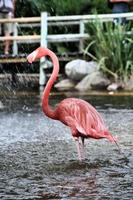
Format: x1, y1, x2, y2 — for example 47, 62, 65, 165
84, 20, 133, 82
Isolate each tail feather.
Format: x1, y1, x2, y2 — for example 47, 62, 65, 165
106, 133, 118, 143
104, 131, 123, 153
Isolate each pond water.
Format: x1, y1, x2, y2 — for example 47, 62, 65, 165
0, 89, 133, 200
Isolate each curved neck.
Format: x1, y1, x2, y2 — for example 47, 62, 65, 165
42, 49, 59, 119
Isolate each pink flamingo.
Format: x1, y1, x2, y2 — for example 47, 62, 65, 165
27, 47, 117, 161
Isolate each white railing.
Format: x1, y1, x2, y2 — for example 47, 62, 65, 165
0, 12, 133, 85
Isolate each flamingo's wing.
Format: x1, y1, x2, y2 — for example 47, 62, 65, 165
64, 115, 88, 137
57, 98, 117, 142
58, 98, 106, 138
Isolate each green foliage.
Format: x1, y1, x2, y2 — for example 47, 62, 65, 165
15, 0, 39, 17
16, 0, 111, 17
15, 0, 133, 80
85, 21, 133, 80
16, 0, 133, 17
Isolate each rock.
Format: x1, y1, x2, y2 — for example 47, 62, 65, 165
54, 79, 75, 91
75, 74, 92, 91
107, 82, 123, 91
90, 72, 110, 90
65, 59, 98, 81
75, 71, 110, 91
108, 91, 115, 95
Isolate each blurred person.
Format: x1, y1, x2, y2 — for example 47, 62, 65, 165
0, 0, 16, 55
108, 0, 131, 25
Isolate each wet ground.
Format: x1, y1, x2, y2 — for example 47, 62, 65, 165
0, 89, 133, 200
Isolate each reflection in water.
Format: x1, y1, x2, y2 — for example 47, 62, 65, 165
0, 90, 133, 199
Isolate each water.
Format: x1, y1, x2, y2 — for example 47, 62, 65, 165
0, 90, 133, 200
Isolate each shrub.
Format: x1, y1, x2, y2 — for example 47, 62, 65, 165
85, 21, 133, 81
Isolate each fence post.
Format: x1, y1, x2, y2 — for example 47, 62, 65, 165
12, 22, 18, 55
79, 20, 85, 52
40, 12, 48, 85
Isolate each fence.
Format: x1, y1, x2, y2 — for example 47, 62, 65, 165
0, 12, 133, 85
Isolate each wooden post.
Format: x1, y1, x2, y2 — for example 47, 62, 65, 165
40, 12, 48, 85
79, 20, 84, 52
12, 22, 18, 55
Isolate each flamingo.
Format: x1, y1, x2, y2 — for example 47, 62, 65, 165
27, 47, 117, 161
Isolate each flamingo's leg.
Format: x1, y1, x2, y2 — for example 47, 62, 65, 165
75, 138, 82, 161
70, 127, 85, 160
75, 137, 85, 161
80, 137, 86, 160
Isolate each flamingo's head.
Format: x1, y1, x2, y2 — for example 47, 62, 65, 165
27, 47, 47, 63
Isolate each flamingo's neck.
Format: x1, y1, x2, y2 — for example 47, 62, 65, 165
42, 49, 59, 119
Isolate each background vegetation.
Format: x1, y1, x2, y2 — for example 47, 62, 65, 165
85, 22, 133, 81
15, 0, 133, 81
15, 0, 112, 17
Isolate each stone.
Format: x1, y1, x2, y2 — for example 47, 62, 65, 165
75, 71, 110, 91
54, 79, 75, 91
65, 59, 98, 81
75, 74, 92, 91
90, 71, 110, 90
107, 82, 123, 91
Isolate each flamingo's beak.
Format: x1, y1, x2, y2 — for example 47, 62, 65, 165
27, 49, 39, 63
27, 47, 46, 63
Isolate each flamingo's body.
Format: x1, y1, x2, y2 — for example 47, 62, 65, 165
27, 47, 117, 160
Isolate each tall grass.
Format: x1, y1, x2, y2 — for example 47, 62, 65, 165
85, 20, 133, 81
